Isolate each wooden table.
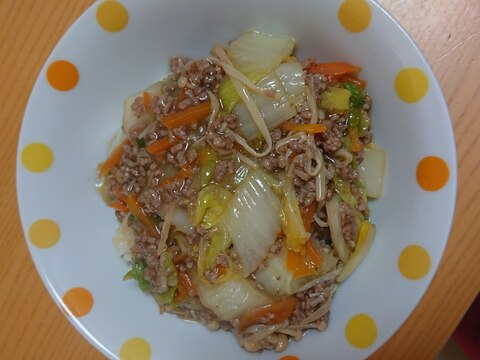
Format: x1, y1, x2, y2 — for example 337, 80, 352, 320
1, 0, 479, 359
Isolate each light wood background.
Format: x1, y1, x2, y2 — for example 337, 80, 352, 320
1, 0, 479, 359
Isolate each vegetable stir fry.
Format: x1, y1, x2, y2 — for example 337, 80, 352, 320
98, 30, 385, 352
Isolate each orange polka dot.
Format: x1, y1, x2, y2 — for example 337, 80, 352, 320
279, 356, 300, 360
96, 1, 129, 32
21, 143, 54, 172
120, 338, 151, 360
416, 156, 449, 191
345, 314, 377, 349
47, 60, 79, 91
28, 219, 60, 248
62, 287, 93, 318
338, 0, 372, 33
398, 245, 431, 280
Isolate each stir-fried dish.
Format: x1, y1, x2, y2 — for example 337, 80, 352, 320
98, 30, 386, 352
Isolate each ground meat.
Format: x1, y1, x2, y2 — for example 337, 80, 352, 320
319, 118, 347, 154
169, 56, 189, 79
160, 178, 197, 207
138, 188, 162, 214
291, 280, 335, 324
214, 159, 235, 181
351, 183, 369, 214
337, 164, 358, 181
206, 114, 238, 154
340, 202, 359, 248
296, 179, 316, 206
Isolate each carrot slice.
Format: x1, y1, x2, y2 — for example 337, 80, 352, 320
160, 101, 211, 129
108, 201, 129, 212
306, 62, 361, 77
146, 137, 180, 155
348, 127, 362, 152
159, 164, 195, 187
175, 272, 197, 303
339, 75, 367, 89
238, 297, 298, 330
99, 139, 129, 176
113, 188, 128, 203
280, 122, 327, 134
300, 202, 317, 233
126, 193, 159, 237
143, 91, 152, 112
286, 249, 318, 279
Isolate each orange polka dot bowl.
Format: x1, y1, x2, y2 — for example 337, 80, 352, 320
16, 0, 456, 359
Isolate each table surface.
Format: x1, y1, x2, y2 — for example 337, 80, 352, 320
1, 0, 479, 359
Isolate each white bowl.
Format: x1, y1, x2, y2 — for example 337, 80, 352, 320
17, 0, 456, 359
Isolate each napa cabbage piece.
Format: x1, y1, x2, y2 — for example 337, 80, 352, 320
192, 185, 233, 229
220, 170, 282, 277
358, 145, 386, 198
235, 63, 306, 141
326, 194, 351, 262
219, 30, 296, 111
333, 176, 357, 207
191, 147, 219, 190
254, 249, 338, 296
281, 178, 309, 252
122, 80, 164, 137
197, 228, 231, 275
194, 275, 271, 321
336, 221, 376, 282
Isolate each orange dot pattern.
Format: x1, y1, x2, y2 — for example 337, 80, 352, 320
47, 60, 79, 91
62, 287, 94, 318
416, 156, 449, 191
279, 356, 300, 360
21, 143, 54, 173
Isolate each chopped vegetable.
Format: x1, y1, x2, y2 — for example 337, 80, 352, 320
175, 272, 197, 303
306, 62, 361, 77
347, 106, 361, 130
99, 139, 128, 176
336, 222, 376, 282
286, 248, 318, 279
326, 194, 351, 262
238, 296, 298, 330
333, 176, 357, 208
280, 122, 327, 134
160, 101, 211, 129
108, 201, 129, 212
220, 30, 296, 111
193, 185, 232, 229
143, 91, 152, 112
320, 87, 351, 113
306, 238, 322, 267
126, 193, 159, 237
358, 145, 386, 198
159, 164, 196, 187
112, 215, 135, 262
146, 137, 180, 155
300, 202, 317, 233
198, 229, 231, 274
227, 30, 296, 78
124, 261, 152, 292
275, 62, 306, 104
194, 275, 271, 321
342, 81, 365, 107
135, 137, 147, 148
235, 71, 299, 141
348, 127, 362, 152
281, 179, 309, 252
191, 147, 218, 189
340, 75, 367, 89
155, 287, 176, 305
220, 170, 282, 276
